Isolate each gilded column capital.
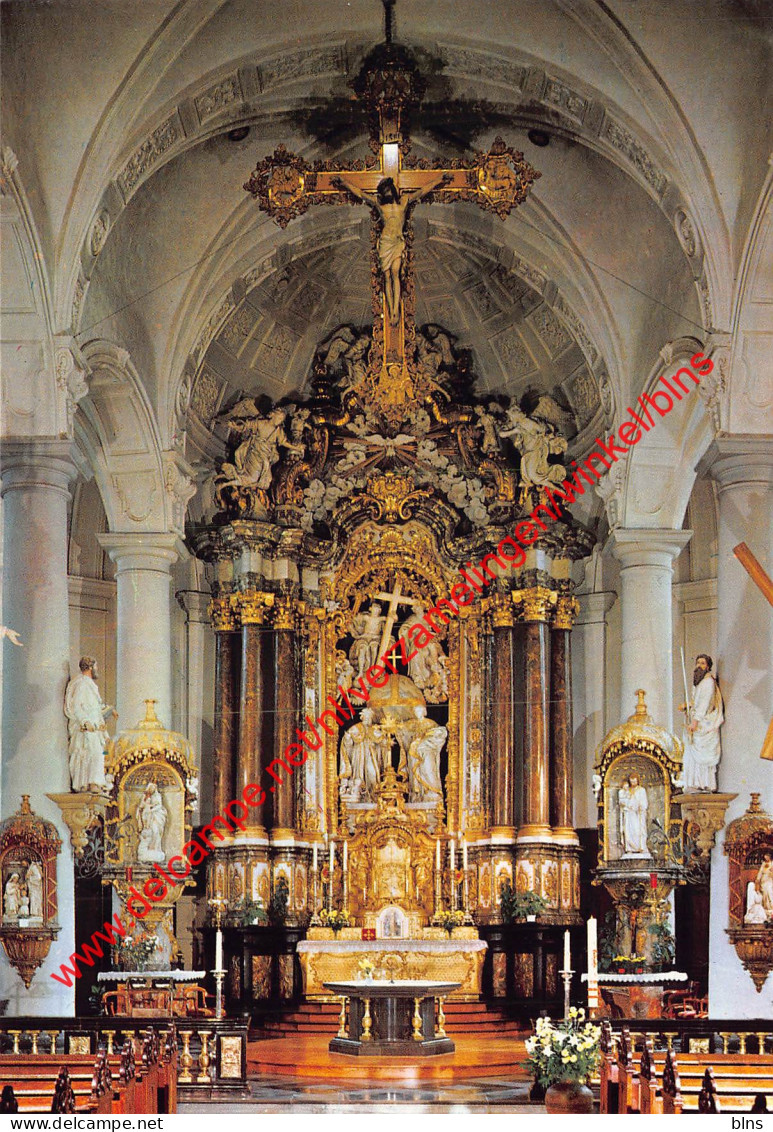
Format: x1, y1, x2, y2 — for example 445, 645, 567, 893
552, 594, 579, 630
273, 595, 297, 631
489, 592, 514, 628
208, 595, 237, 632
231, 590, 275, 625
515, 586, 558, 622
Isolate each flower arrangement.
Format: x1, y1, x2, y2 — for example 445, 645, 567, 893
320, 908, 350, 934
437, 909, 465, 935
500, 881, 548, 923
613, 954, 647, 974
113, 928, 160, 972
227, 899, 268, 927
357, 957, 376, 980
524, 1009, 601, 1087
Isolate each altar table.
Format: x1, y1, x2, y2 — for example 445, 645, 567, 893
582, 971, 688, 1019
324, 979, 461, 1056
298, 938, 486, 1000
97, 970, 211, 1017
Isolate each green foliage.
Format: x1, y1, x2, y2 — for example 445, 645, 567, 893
227, 899, 268, 927
499, 881, 548, 923
598, 910, 617, 972
648, 919, 676, 971
269, 875, 290, 926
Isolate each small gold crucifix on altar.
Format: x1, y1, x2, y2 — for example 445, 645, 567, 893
733, 542, 773, 760
243, 1, 540, 419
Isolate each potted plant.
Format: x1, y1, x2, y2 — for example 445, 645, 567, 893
229, 899, 268, 927
437, 909, 465, 936
648, 920, 676, 971
500, 881, 548, 923
524, 1008, 601, 1113
320, 909, 350, 935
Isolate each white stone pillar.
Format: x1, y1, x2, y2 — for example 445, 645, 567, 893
573, 591, 616, 828
98, 534, 186, 730
0, 439, 77, 1015
176, 590, 212, 817
608, 528, 692, 728
699, 437, 773, 1017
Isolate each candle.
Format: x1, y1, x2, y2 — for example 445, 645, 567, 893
329, 840, 335, 872
343, 840, 348, 873
215, 928, 223, 972
587, 916, 598, 979
450, 839, 455, 872
462, 838, 468, 871
563, 929, 571, 972
313, 842, 318, 872
435, 839, 441, 870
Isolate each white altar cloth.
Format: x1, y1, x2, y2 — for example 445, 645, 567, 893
581, 971, 688, 985
97, 969, 206, 982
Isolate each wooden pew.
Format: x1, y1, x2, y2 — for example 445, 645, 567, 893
662, 1048, 773, 1114
599, 1021, 620, 1113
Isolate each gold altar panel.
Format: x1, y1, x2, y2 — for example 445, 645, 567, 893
300, 947, 484, 1001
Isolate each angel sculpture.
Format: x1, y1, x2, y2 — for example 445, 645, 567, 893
316, 327, 371, 393
498, 400, 568, 491
216, 401, 303, 490
416, 324, 457, 381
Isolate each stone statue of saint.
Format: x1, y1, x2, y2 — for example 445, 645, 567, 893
3, 873, 20, 920
755, 852, 773, 918
217, 402, 302, 490
679, 654, 724, 792
498, 402, 568, 490
24, 861, 43, 920
348, 602, 393, 681
401, 705, 446, 803
135, 782, 168, 863
400, 604, 449, 701
339, 707, 392, 802
618, 774, 650, 858
64, 657, 117, 793
338, 175, 446, 324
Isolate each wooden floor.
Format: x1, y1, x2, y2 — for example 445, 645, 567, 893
248, 1033, 531, 1081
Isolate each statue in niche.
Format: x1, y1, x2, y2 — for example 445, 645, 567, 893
618, 774, 651, 858
745, 880, 768, 924
679, 654, 724, 792
24, 861, 43, 921
18, 888, 29, 917
135, 782, 168, 863
400, 603, 449, 701
337, 175, 447, 324
755, 853, 773, 918
64, 656, 117, 793
347, 602, 393, 682
339, 708, 392, 802
400, 705, 446, 804
498, 401, 568, 490
216, 401, 303, 490
3, 873, 21, 920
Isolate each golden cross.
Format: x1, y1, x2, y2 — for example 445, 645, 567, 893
373, 579, 419, 656
733, 542, 773, 760
243, 42, 539, 416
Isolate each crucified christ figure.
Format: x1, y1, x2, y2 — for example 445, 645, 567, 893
338, 174, 447, 325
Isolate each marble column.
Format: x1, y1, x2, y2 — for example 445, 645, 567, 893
699, 437, 773, 1018
609, 528, 692, 728
272, 598, 298, 840
98, 533, 186, 730
235, 591, 274, 836
490, 597, 515, 838
209, 595, 238, 823
0, 439, 77, 1015
550, 595, 578, 840
573, 591, 617, 829
517, 589, 553, 840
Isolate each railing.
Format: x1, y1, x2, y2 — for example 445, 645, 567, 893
0, 1018, 249, 1097
605, 1018, 773, 1055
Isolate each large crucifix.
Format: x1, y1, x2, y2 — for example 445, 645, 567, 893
373, 578, 420, 657
733, 543, 773, 761
243, 1, 540, 412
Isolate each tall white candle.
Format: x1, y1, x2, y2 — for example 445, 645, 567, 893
435, 839, 441, 870
450, 839, 455, 872
343, 840, 348, 873
313, 842, 318, 872
564, 929, 571, 972
215, 928, 223, 972
587, 916, 598, 978
462, 838, 468, 871
329, 840, 335, 872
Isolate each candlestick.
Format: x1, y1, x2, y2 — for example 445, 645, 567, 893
215, 928, 223, 972
561, 969, 573, 1020
435, 839, 441, 871
343, 840, 348, 872
329, 840, 335, 871
563, 929, 571, 972
342, 840, 348, 911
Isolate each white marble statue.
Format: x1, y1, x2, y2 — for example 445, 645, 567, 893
25, 861, 43, 920
755, 853, 773, 918
744, 880, 768, 924
18, 888, 30, 917
498, 402, 568, 490
348, 602, 393, 682
135, 782, 168, 863
679, 654, 724, 792
217, 402, 302, 490
3, 873, 21, 920
400, 603, 449, 700
0, 626, 22, 646
64, 657, 116, 793
339, 708, 392, 802
618, 774, 650, 858
401, 705, 446, 803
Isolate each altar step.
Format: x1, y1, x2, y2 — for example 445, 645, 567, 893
257, 1000, 527, 1036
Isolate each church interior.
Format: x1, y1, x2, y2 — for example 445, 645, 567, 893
1, 0, 772, 1115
